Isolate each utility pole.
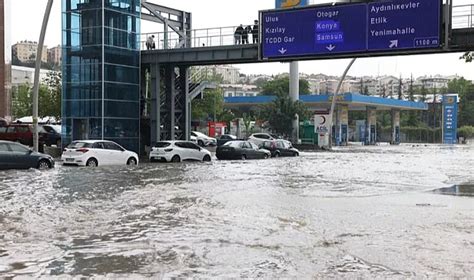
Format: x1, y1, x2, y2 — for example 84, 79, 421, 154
33, 0, 54, 152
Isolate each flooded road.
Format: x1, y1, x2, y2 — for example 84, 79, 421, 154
1, 144, 473, 278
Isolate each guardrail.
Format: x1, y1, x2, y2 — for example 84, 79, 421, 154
141, 4, 474, 51
141, 25, 257, 51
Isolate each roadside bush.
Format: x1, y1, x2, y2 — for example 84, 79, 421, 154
458, 126, 474, 138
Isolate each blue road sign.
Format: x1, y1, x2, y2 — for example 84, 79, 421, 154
368, 0, 441, 51
443, 95, 458, 144
260, 0, 441, 60
262, 4, 367, 59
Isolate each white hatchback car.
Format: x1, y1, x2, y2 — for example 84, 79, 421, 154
62, 140, 139, 167
149, 141, 212, 163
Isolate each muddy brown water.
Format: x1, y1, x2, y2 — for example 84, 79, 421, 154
0, 144, 473, 278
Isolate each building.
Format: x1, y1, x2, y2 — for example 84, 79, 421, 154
62, 0, 141, 152
12, 41, 48, 63
221, 84, 259, 97
11, 65, 51, 87
0, 0, 12, 119
197, 65, 240, 84
47, 45, 62, 67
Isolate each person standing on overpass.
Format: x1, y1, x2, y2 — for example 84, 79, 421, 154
234, 24, 244, 44
252, 20, 259, 43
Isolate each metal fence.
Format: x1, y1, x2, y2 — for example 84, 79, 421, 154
452, 4, 474, 29
141, 4, 474, 51
141, 25, 257, 51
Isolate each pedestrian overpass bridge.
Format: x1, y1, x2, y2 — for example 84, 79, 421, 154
139, 1, 474, 144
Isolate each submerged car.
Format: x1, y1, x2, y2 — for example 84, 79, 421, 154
216, 140, 271, 160
261, 140, 299, 157
0, 140, 55, 170
149, 141, 212, 163
62, 140, 138, 167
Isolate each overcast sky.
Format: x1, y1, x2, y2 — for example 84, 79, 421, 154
10, 0, 474, 80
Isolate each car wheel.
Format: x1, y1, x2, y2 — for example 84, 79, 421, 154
263, 153, 269, 159
56, 139, 61, 147
86, 158, 98, 167
198, 140, 205, 147
274, 152, 280, 158
203, 155, 211, 162
294, 152, 299, 157
127, 157, 137, 165
38, 159, 51, 170
241, 154, 247, 160
171, 155, 181, 163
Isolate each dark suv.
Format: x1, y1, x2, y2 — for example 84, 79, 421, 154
261, 139, 299, 157
0, 124, 48, 147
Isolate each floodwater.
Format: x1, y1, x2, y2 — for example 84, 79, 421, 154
0, 144, 473, 279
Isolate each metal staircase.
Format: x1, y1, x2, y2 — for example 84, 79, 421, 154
157, 66, 217, 141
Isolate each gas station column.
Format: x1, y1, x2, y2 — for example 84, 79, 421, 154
391, 109, 401, 145
365, 107, 377, 145
336, 104, 349, 146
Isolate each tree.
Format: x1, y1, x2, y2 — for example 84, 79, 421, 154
191, 88, 224, 121
12, 84, 32, 118
42, 71, 62, 119
408, 75, 415, 101
260, 76, 310, 96
261, 95, 309, 138
397, 76, 403, 100
12, 71, 62, 120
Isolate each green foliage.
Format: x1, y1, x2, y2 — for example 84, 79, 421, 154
11, 71, 62, 119
448, 78, 474, 127
260, 76, 310, 96
12, 84, 32, 118
261, 95, 309, 138
458, 126, 474, 138
191, 88, 224, 121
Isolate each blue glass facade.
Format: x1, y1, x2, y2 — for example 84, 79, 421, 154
62, 0, 141, 152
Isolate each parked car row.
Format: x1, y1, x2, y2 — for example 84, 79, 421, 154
0, 132, 298, 170
0, 123, 61, 147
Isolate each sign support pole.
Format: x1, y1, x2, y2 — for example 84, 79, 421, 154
328, 58, 356, 149
32, 0, 54, 152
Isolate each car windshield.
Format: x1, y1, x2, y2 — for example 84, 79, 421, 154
50, 125, 62, 133
155, 142, 171, 148
67, 141, 92, 149
223, 141, 241, 147
193, 132, 207, 137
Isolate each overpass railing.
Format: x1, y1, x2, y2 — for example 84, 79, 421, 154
141, 4, 474, 51
452, 4, 474, 29
141, 24, 257, 51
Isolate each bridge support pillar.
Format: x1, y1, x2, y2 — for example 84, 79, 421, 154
150, 64, 190, 143
289, 61, 299, 143
335, 104, 349, 146
365, 106, 377, 145
150, 63, 161, 146
391, 109, 401, 145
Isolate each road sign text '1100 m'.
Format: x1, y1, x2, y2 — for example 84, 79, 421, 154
260, 0, 441, 60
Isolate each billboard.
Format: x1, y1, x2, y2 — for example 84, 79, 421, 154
442, 95, 458, 144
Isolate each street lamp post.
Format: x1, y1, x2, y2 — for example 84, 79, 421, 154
32, 0, 54, 152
